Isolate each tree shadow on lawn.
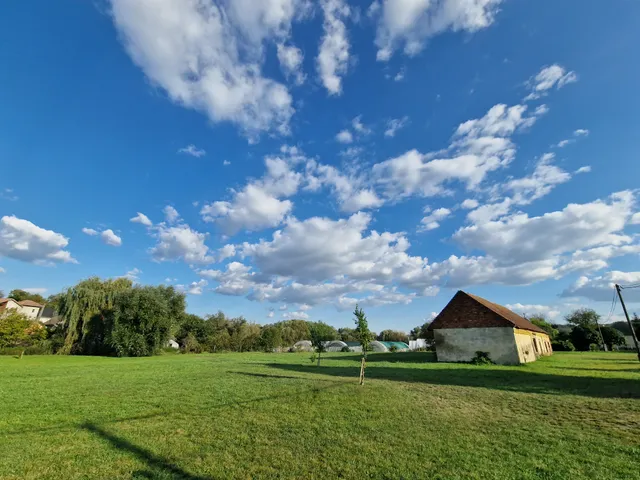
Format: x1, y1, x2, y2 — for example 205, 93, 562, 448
266, 363, 640, 399
551, 366, 640, 373
329, 352, 436, 364
82, 422, 213, 480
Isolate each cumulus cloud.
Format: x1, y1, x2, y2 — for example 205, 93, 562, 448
122, 268, 142, 282
177, 279, 208, 295
277, 43, 305, 85
384, 116, 409, 137
506, 153, 571, 205
373, 103, 543, 199
109, 0, 300, 138
150, 222, 214, 264
336, 129, 353, 143
419, 207, 451, 231
461, 199, 479, 210
454, 191, 636, 266
0, 216, 76, 265
163, 206, 180, 224
575, 166, 591, 174
373, 0, 504, 61
201, 153, 303, 234
317, 0, 351, 95
178, 144, 206, 158
561, 271, 640, 302
283, 310, 310, 319
101, 229, 123, 247
82, 228, 98, 236
506, 303, 561, 320
524, 64, 577, 101
130, 212, 152, 227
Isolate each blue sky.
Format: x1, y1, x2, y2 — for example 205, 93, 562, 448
1, 0, 640, 332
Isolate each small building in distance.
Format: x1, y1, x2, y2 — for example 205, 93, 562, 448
429, 291, 552, 365
0, 298, 45, 321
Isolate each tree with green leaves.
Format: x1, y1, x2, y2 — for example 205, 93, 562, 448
377, 329, 408, 343
600, 326, 626, 350
0, 310, 47, 348
410, 321, 432, 340
8, 289, 47, 305
309, 321, 337, 366
354, 305, 373, 385
529, 316, 559, 340
565, 309, 600, 328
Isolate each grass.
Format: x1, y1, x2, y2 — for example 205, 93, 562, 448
1, 352, 639, 480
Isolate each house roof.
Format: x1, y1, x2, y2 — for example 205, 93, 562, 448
17, 300, 44, 308
429, 290, 547, 335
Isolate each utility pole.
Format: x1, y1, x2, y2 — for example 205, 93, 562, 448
595, 317, 607, 352
615, 284, 640, 362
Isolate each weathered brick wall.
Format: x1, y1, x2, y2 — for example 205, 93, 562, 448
431, 291, 511, 329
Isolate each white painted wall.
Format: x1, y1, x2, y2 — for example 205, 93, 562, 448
433, 327, 521, 365
20, 306, 41, 320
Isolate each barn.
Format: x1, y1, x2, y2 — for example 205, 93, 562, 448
429, 291, 552, 365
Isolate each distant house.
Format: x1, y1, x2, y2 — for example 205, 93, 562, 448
0, 298, 45, 321
429, 291, 552, 365
167, 339, 179, 349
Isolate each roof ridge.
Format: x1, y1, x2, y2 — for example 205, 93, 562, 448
462, 290, 547, 334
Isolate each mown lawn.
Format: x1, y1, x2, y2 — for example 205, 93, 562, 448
1, 351, 639, 479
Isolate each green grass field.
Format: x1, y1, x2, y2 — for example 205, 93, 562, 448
1, 352, 639, 480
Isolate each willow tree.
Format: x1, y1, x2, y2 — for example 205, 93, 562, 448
58, 277, 133, 355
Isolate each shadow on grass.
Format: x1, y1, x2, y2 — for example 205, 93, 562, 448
229, 371, 335, 381
328, 352, 437, 364
266, 363, 640, 399
551, 366, 640, 373
82, 422, 212, 480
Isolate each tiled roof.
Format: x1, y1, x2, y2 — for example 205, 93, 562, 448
17, 300, 44, 308
429, 291, 548, 335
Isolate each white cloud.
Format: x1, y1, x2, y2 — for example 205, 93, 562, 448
267, 310, 275, 318
101, 229, 123, 247
150, 222, 214, 264
308, 162, 383, 212
461, 199, 479, 210
561, 271, 640, 302
122, 268, 142, 282
373, 0, 504, 61
0, 216, 76, 265
0, 267, 5, 273
283, 310, 309, 319
524, 64, 577, 101
393, 67, 405, 82
178, 144, 206, 158
22, 288, 47, 295
630, 213, 640, 225
351, 115, 371, 135
419, 207, 451, 232
217, 244, 237, 261
277, 43, 305, 85
223, 160, 231, 166
384, 116, 409, 137
317, 0, 351, 95
454, 191, 636, 266
557, 139, 572, 148
0, 188, 18, 201
163, 206, 180, 224
109, 0, 298, 138
575, 166, 591, 174
130, 212, 153, 227
82, 228, 98, 236
574, 129, 590, 137
177, 279, 208, 295
506, 303, 561, 320
373, 103, 541, 199
506, 153, 571, 205
336, 129, 353, 143
201, 154, 302, 234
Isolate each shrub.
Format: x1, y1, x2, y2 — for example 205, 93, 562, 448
589, 343, 600, 352
389, 345, 398, 353
471, 351, 494, 365
340, 346, 352, 353
181, 333, 203, 354
552, 340, 575, 352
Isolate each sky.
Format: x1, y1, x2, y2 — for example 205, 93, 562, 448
1, 0, 640, 333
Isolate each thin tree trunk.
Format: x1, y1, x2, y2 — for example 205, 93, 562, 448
359, 357, 366, 385
317, 350, 321, 367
